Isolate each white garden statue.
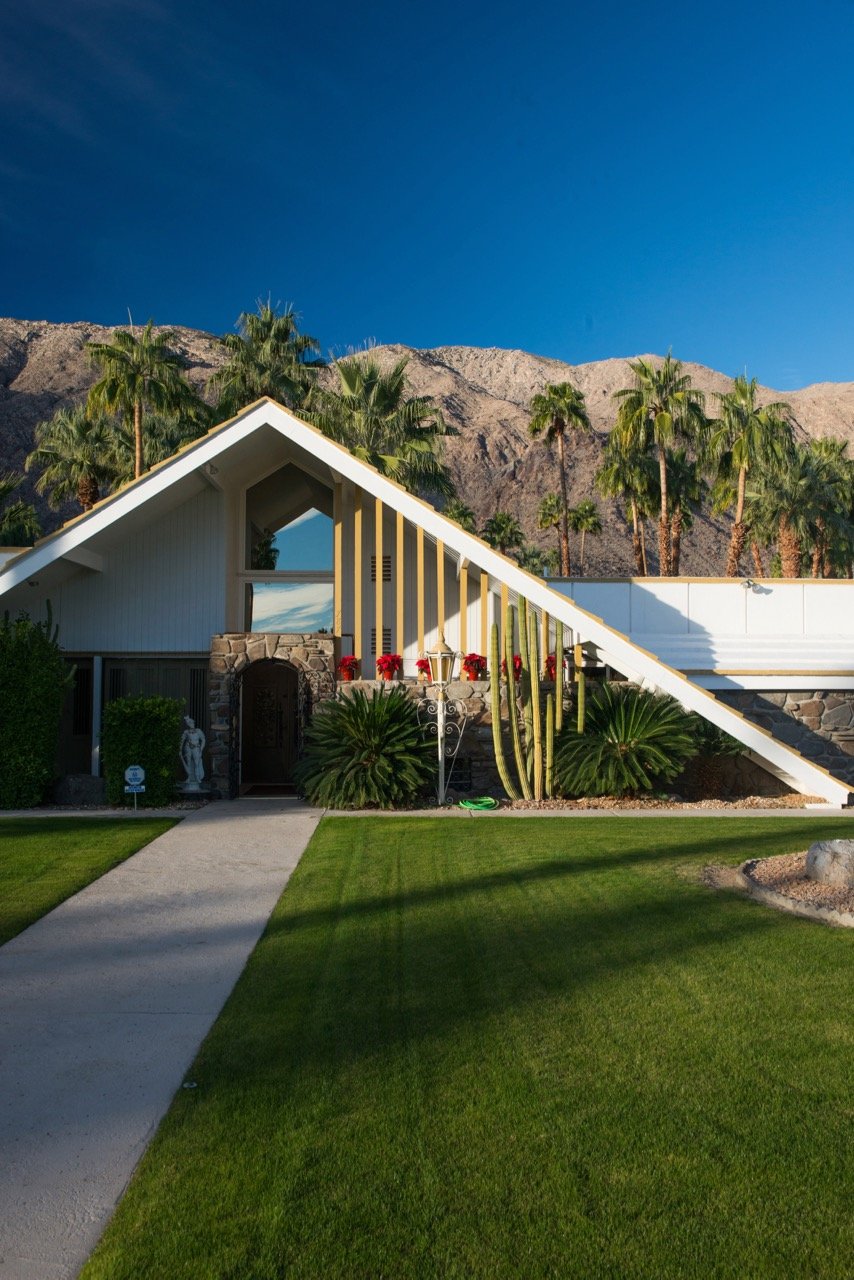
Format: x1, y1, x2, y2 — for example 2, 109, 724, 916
179, 715, 206, 791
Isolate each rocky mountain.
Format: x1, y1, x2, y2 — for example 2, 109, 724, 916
2, 317, 854, 575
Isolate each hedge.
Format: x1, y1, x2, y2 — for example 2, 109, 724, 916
101, 695, 184, 807
0, 607, 71, 808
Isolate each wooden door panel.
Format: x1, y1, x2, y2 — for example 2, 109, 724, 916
241, 662, 298, 785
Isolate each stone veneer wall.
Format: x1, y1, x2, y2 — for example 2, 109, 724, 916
717, 690, 854, 788
206, 658, 847, 801
207, 633, 336, 797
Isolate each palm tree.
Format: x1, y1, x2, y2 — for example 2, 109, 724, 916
529, 382, 591, 576
107, 412, 211, 485
0, 473, 41, 546
25, 405, 119, 511
210, 301, 323, 417
514, 543, 547, 575
709, 376, 793, 576
481, 512, 524, 556
305, 354, 455, 497
567, 500, 603, 575
664, 449, 707, 575
613, 355, 706, 575
805, 437, 854, 576
596, 437, 657, 575
537, 493, 567, 573
87, 321, 202, 479
748, 446, 825, 578
443, 499, 477, 532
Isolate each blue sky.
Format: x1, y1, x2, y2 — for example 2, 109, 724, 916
2, 0, 854, 388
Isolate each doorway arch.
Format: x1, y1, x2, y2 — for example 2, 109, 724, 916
240, 659, 300, 789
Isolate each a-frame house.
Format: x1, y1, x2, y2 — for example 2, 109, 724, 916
0, 399, 849, 805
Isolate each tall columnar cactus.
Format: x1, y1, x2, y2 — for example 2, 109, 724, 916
484, 594, 560, 801
505, 605, 533, 800
528, 611, 544, 800
575, 641, 587, 734
489, 622, 519, 800
518, 596, 534, 780
555, 621, 564, 733
545, 693, 555, 797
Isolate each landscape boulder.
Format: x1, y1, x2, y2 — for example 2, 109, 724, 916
805, 839, 854, 888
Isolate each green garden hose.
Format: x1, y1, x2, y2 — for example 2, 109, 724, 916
458, 797, 499, 811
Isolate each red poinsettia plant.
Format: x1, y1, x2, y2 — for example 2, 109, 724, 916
338, 655, 359, 679
501, 653, 523, 678
545, 653, 557, 680
415, 657, 431, 678
461, 652, 488, 680
376, 653, 403, 679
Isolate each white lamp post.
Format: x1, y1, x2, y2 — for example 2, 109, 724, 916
420, 632, 466, 804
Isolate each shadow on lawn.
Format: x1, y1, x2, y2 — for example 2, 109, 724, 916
220, 873, 811, 1091
263, 821, 838, 938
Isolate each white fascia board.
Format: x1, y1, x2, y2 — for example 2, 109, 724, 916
0, 414, 263, 596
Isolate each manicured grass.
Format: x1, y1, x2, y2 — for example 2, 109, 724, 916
0, 818, 175, 946
83, 817, 854, 1280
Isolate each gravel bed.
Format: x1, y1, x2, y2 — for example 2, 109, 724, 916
509, 794, 823, 812
745, 851, 854, 914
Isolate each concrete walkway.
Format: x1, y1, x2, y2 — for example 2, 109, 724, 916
0, 799, 321, 1280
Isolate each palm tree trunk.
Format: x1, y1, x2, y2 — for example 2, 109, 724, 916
657, 444, 671, 575
726, 523, 748, 576
77, 475, 99, 511
778, 515, 802, 578
630, 499, 644, 575
670, 509, 683, 575
639, 521, 649, 576
812, 517, 826, 578
579, 530, 586, 575
556, 431, 571, 576
726, 467, 748, 576
823, 545, 835, 578
750, 540, 765, 578
134, 399, 143, 479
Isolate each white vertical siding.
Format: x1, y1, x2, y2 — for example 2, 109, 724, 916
20, 488, 225, 652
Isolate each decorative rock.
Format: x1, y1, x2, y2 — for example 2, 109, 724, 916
806, 840, 854, 887
822, 704, 854, 730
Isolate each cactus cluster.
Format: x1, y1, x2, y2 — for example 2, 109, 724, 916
489, 594, 565, 800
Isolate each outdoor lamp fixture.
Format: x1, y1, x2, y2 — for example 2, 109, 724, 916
418, 632, 467, 805
426, 633, 457, 686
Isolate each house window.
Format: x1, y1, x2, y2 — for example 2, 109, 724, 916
72, 665, 93, 736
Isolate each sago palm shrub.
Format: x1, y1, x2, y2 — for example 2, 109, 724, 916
294, 686, 437, 809
554, 683, 696, 797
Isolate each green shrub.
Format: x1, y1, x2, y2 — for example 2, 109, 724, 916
101, 695, 183, 807
294, 686, 437, 809
683, 713, 745, 799
555, 682, 696, 797
0, 608, 71, 808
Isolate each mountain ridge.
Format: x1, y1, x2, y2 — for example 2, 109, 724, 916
2, 318, 853, 575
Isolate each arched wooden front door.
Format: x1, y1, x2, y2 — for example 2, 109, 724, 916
240, 660, 299, 787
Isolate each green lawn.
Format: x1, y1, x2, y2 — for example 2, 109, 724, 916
0, 818, 175, 946
83, 816, 854, 1280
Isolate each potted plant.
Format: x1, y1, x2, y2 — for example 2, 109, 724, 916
415, 657, 431, 683
545, 653, 557, 681
461, 652, 487, 681
338, 655, 359, 682
501, 653, 522, 679
376, 653, 403, 681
